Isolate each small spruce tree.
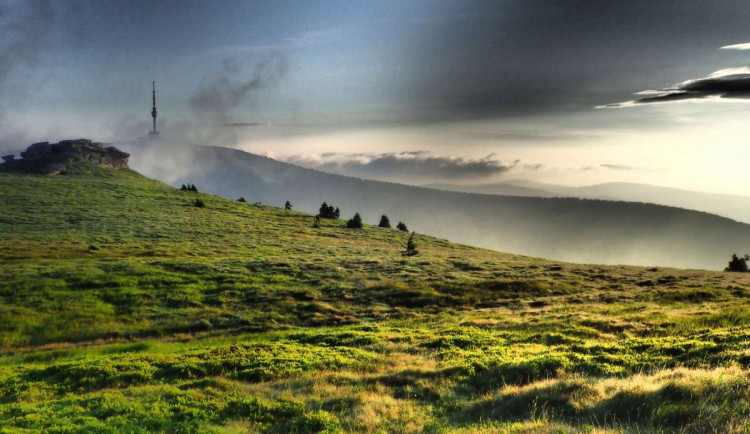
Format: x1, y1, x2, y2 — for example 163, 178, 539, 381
396, 222, 408, 232
237, 197, 246, 203
312, 215, 321, 228
378, 215, 391, 228
726, 253, 750, 272
403, 231, 419, 256
346, 212, 363, 229
319, 202, 330, 218
194, 198, 205, 208
285, 201, 292, 211
318, 202, 340, 219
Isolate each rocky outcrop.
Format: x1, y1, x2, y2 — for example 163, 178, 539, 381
0, 139, 129, 174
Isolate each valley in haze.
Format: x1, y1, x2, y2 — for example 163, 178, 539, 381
123, 142, 750, 271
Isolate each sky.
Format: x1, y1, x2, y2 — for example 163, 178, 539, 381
2, 0, 750, 194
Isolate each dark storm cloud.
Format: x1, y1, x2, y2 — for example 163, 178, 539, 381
602, 68, 750, 107
391, 0, 750, 122
0, 0, 54, 86
286, 151, 537, 179
0, 0, 56, 151
189, 54, 289, 123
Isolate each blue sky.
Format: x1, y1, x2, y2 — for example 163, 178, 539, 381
3, 0, 750, 193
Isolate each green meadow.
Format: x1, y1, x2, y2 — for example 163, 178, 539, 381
2, 164, 750, 433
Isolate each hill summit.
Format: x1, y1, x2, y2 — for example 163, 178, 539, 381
0, 139, 129, 175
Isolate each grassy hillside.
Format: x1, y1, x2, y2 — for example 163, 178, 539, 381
2, 164, 750, 432
123, 143, 750, 270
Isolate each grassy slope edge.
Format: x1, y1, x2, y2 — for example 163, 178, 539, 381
2, 164, 750, 433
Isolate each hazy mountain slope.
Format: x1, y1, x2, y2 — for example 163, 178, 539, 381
422, 182, 564, 198
435, 180, 750, 223
122, 143, 750, 270
574, 182, 750, 222
501, 179, 578, 193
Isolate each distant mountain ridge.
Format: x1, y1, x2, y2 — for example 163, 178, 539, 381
424, 182, 564, 198
427, 180, 750, 224
121, 142, 750, 270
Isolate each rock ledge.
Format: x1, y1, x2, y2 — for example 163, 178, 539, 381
0, 139, 129, 174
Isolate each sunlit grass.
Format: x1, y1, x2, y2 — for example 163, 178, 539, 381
2, 165, 750, 432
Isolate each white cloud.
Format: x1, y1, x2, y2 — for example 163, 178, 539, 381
707, 67, 750, 78
720, 42, 750, 51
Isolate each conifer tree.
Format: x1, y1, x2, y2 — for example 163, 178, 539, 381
403, 231, 419, 256
346, 212, 363, 229
396, 222, 408, 232
285, 201, 292, 211
237, 197, 246, 203
378, 215, 391, 228
312, 215, 321, 228
318, 202, 339, 219
726, 253, 750, 272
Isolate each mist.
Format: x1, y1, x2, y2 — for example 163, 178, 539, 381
0, 0, 55, 150
189, 54, 289, 123
429, 180, 750, 225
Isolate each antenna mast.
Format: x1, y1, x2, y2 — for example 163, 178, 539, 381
149, 82, 160, 139
151, 82, 158, 133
